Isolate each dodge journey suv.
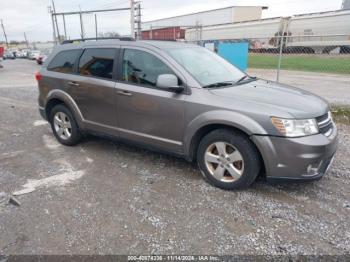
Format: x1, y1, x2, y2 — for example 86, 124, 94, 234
36, 39, 338, 189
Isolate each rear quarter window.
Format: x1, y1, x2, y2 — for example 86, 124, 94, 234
47, 49, 81, 74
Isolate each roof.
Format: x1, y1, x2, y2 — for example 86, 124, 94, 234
56, 39, 198, 51
143, 5, 268, 24
291, 8, 350, 17
141, 40, 198, 49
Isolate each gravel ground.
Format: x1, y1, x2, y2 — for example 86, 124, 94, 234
0, 59, 349, 255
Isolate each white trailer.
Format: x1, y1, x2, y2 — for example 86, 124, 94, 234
185, 9, 350, 53
185, 17, 285, 43
286, 10, 350, 53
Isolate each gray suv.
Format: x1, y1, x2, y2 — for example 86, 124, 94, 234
36, 39, 338, 189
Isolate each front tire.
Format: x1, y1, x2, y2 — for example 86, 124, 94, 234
49, 104, 81, 146
197, 129, 261, 190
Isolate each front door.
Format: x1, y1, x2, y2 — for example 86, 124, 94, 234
115, 48, 186, 153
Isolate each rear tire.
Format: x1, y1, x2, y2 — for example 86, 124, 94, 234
49, 104, 81, 146
197, 129, 261, 190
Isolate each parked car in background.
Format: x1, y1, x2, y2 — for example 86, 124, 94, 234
29, 50, 41, 60
21, 49, 30, 58
0, 46, 4, 68
3, 51, 15, 60
16, 50, 28, 58
16, 51, 23, 58
12, 50, 20, 58
37, 49, 52, 65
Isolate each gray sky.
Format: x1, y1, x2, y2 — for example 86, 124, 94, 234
0, 0, 344, 42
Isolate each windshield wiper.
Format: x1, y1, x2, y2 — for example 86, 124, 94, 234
203, 76, 258, 89
202, 81, 235, 89
235, 75, 257, 85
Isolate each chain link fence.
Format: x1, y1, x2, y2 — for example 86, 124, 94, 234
186, 33, 350, 104
247, 35, 350, 103
247, 34, 350, 80
192, 34, 350, 81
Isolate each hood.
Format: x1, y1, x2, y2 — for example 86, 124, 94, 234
209, 79, 329, 118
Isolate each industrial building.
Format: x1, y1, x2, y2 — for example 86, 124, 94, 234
141, 6, 268, 40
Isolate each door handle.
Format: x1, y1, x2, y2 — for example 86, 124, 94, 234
68, 81, 79, 86
117, 90, 132, 96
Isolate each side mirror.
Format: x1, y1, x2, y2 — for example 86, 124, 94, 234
156, 74, 184, 93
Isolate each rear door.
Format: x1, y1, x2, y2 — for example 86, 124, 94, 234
71, 47, 119, 127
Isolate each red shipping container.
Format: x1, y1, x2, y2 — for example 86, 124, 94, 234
0, 46, 4, 58
142, 27, 185, 41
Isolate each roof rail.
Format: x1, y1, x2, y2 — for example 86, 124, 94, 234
61, 37, 135, 44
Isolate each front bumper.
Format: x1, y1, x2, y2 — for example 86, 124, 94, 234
252, 125, 338, 182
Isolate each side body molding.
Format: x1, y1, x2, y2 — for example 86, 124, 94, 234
46, 89, 84, 126
183, 110, 268, 159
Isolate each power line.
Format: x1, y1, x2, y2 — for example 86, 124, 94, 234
53, 7, 131, 16
49, 3, 138, 44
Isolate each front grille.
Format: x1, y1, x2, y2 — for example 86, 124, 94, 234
316, 112, 333, 136
316, 113, 329, 123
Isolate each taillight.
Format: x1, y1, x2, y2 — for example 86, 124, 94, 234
35, 72, 42, 81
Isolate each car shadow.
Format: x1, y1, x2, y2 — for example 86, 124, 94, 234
78, 134, 325, 193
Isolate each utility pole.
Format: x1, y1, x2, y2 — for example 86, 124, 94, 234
48, 6, 57, 45
62, 14, 67, 40
95, 14, 98, 40
52, 0, 60, 42
1, 19, 9, 48
130, 0, 135, 38
79, 5, 85, 39
135, 2, 142, 40
23, 32, 29, 48
276, 23, 286, 82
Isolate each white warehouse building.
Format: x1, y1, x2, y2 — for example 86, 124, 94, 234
142, 6, 268, 30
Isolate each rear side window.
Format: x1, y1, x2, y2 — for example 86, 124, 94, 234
78, 48, 116, 80
47, 49, 81, 74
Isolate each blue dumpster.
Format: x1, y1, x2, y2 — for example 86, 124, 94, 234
217, 42, 249, 71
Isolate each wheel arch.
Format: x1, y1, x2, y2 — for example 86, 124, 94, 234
45, 89, 84, 127
184, 111, 268, 173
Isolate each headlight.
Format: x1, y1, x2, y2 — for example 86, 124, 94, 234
271, 117, 318, 137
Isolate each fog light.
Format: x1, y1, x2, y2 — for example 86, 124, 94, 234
306, 165, 318, 175
307, 163, 319, 175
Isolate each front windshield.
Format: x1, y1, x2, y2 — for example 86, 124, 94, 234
166, 47, 245, 87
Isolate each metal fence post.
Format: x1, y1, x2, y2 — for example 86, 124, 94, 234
277, 34, 285, 82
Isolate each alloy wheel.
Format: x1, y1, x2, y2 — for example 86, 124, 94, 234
204, 142, 244, 183
53, 112, 72, 140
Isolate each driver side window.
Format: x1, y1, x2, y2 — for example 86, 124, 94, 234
122, 49, 179, 88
